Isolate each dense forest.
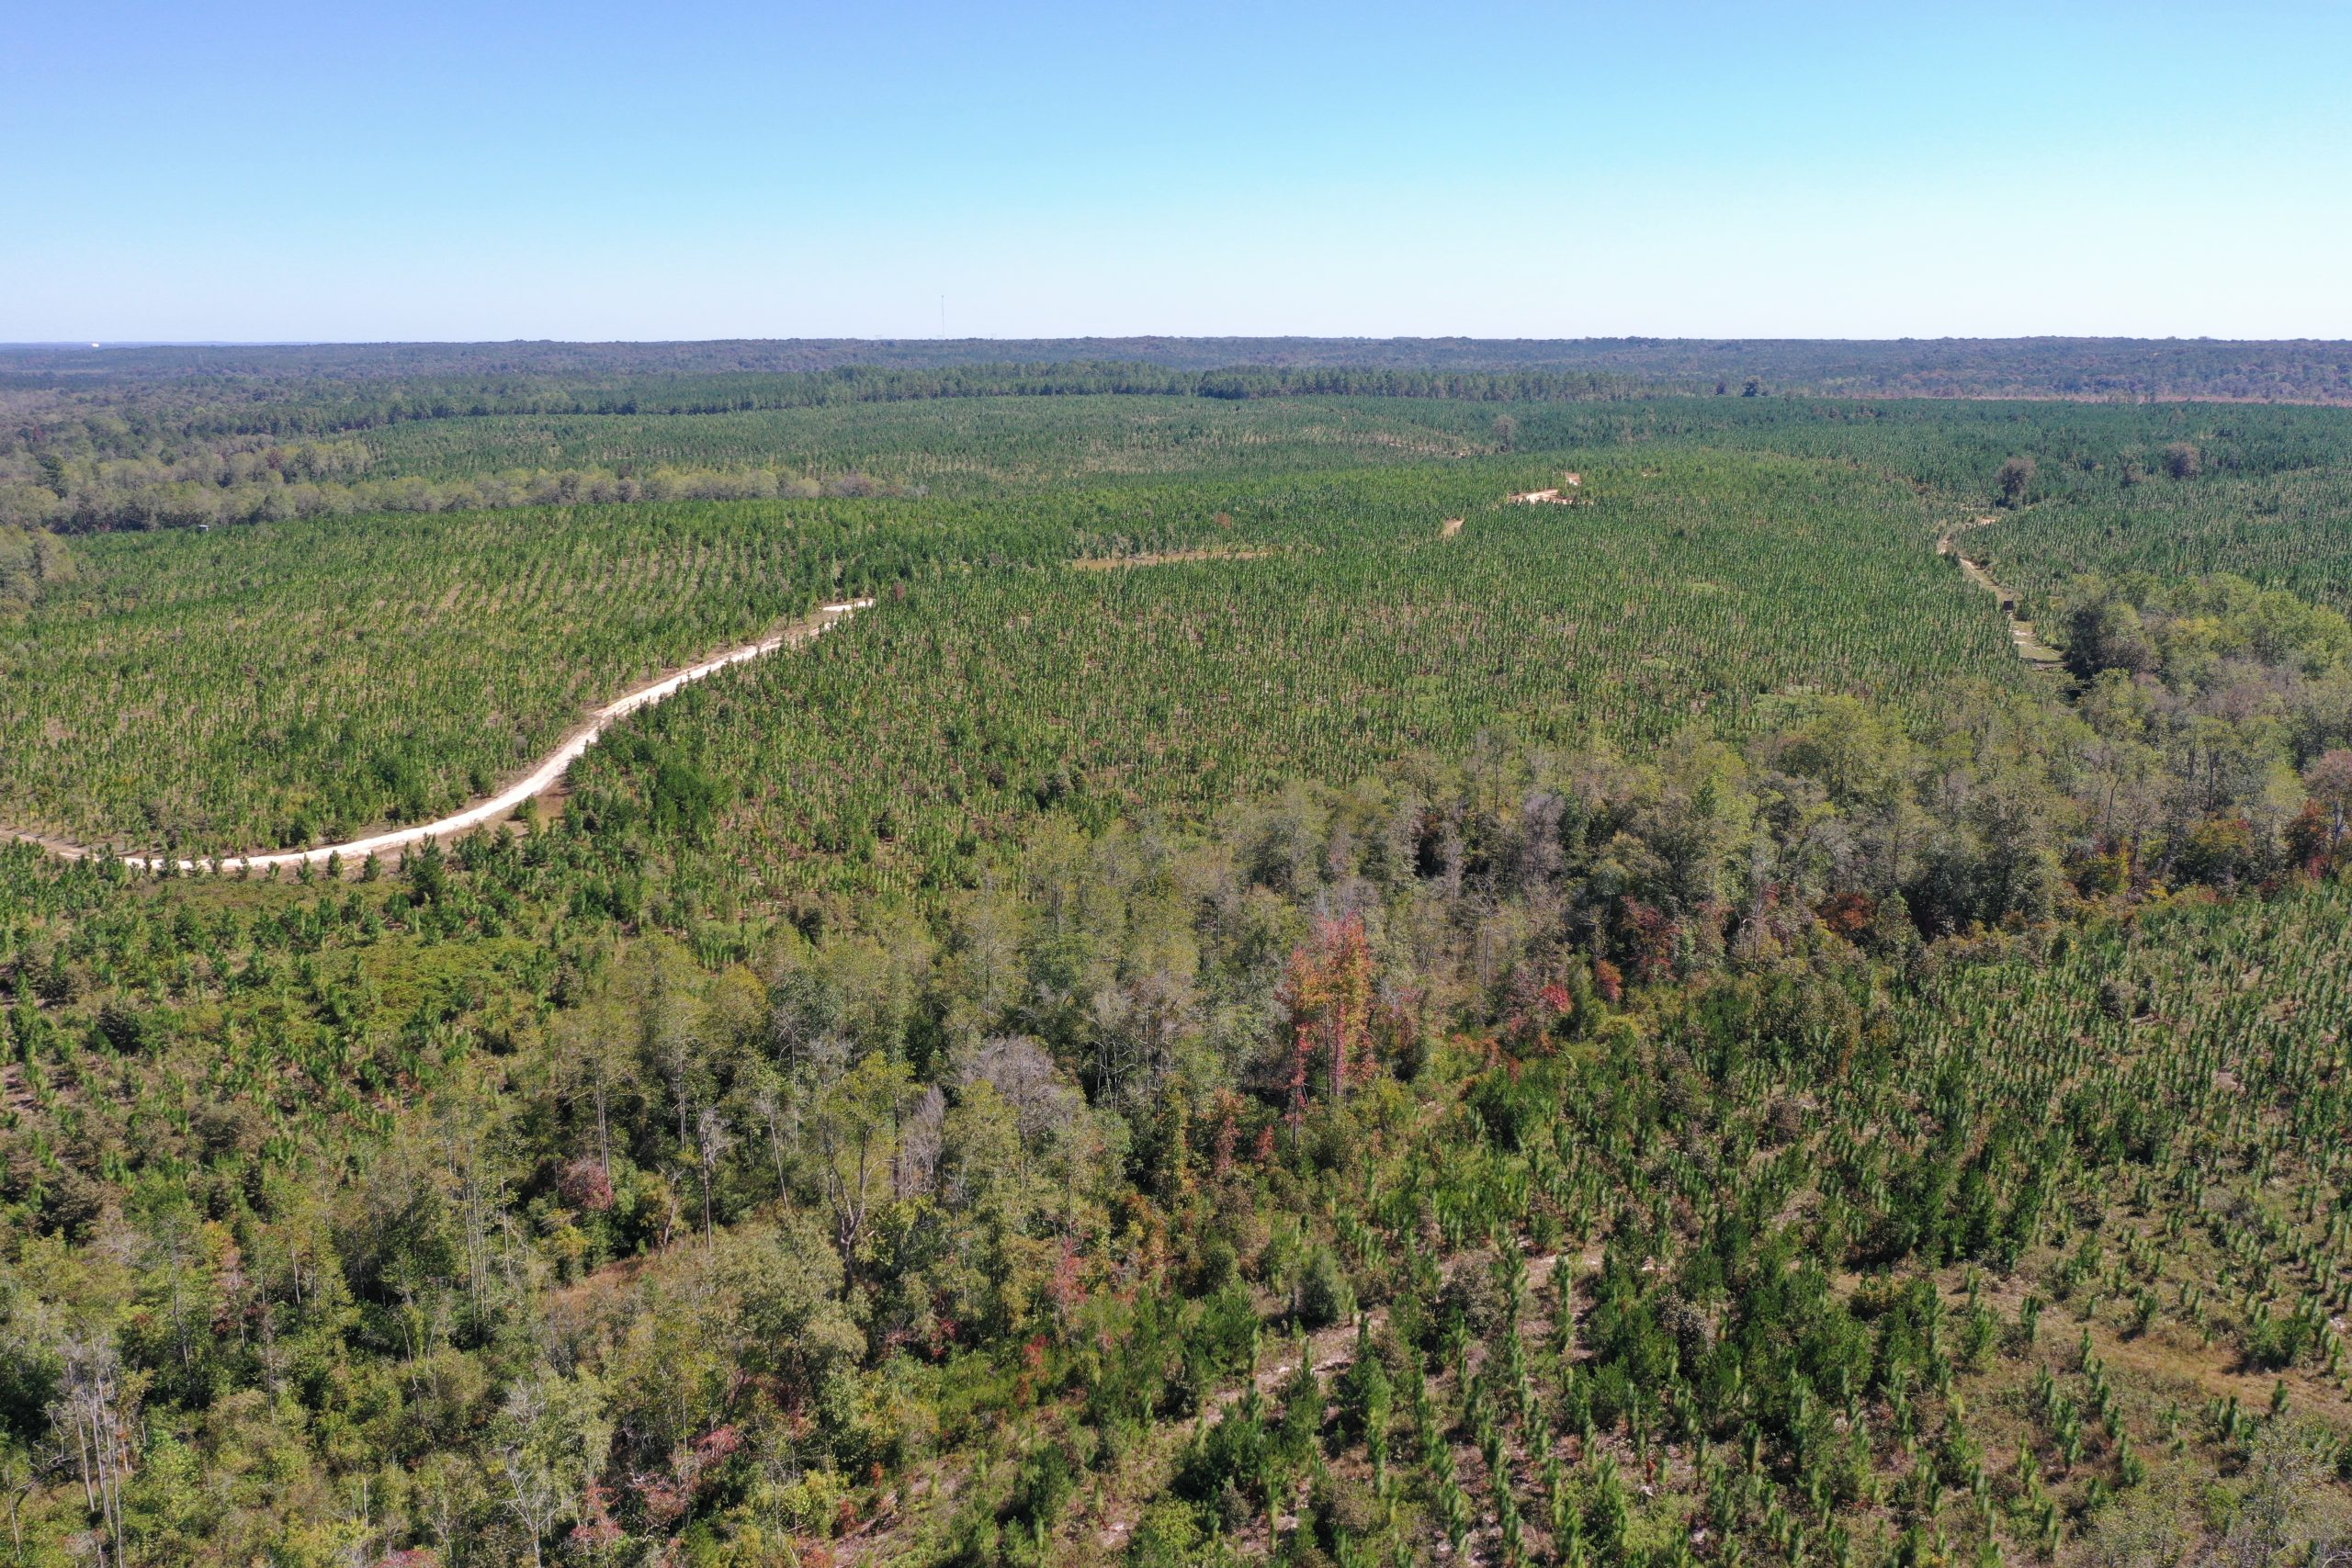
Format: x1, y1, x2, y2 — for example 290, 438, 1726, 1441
6, 340, 2351, 533
9, 336, 2351, 398
5, 343, 2333, 533
0, 361, 2347, 1566
0, 365, 1638, 531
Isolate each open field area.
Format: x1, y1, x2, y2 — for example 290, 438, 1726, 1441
0, 351, 2348, 1567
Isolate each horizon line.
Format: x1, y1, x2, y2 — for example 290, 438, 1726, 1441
9, 333, 2352, 351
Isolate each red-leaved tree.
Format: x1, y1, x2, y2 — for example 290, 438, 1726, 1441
1279, 914, 1376, 1138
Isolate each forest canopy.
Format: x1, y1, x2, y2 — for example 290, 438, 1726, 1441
0, 358, 2348, 1567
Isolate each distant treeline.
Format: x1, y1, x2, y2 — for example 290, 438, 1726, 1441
9, 339, 2352, 534
9, 333, 2351, 400
0, 363, 1639, 530
5, 362, 1643, 453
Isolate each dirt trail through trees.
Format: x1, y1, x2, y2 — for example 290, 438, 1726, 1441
5, 598, 873, 874
5, 517, 2054, 875
1939, 515, 2065, 669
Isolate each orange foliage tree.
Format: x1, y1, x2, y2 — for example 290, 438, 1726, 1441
1279, 914, 1376, 1136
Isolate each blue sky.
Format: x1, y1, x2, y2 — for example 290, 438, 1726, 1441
6, 1, 2348, 341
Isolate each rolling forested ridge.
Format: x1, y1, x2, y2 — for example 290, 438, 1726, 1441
1, 343, 2350, 1568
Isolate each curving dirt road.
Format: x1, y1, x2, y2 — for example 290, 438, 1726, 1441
1939, 516, 2065, 670
7, 598, 874, 875
10, 520, 2049, 877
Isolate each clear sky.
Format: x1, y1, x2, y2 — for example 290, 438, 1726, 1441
6, 0, 2348, 343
